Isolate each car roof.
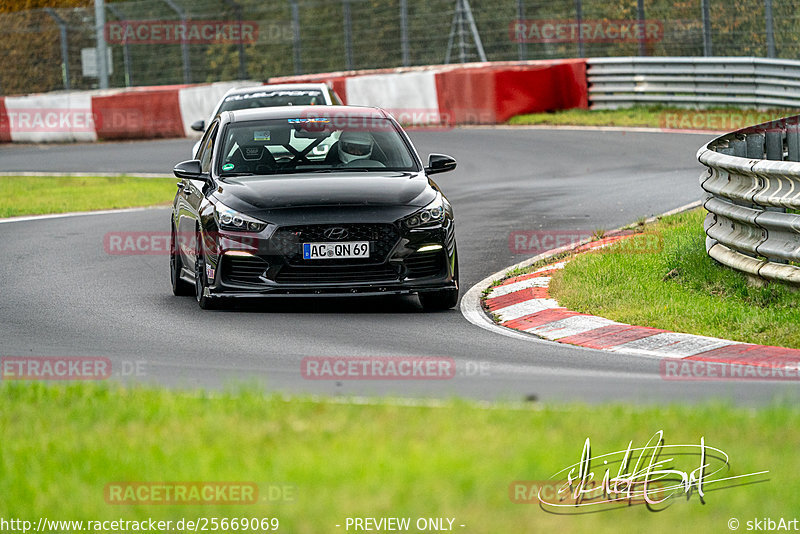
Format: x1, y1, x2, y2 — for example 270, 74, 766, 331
227, 105, 391, 123
223, 83, 331, 97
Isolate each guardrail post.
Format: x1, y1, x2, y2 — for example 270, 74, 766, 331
732, 136, 747, 157
765, 130, 783, 160
788, 124, 800, 161
746, 132, 765, 159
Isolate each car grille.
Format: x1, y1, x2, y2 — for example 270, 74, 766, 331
405, 251, 445, 279
271, 224, 400, 264
222, 255, 269, 286
275, 263, 400, 284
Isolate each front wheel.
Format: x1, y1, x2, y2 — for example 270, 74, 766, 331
194, 231, 216, 310
170, 225, 194, 296
420, 246, 459, 311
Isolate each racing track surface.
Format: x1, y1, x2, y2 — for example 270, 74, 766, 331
2, 128, 798, 403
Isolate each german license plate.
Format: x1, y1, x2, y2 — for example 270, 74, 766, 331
302, 241, 369, 260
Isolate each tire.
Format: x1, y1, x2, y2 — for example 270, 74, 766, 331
194, 230, 217, 310
419, 288, 459, 311
170, 224, 194, 296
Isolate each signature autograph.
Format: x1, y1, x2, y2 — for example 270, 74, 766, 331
538, 430, 768, 509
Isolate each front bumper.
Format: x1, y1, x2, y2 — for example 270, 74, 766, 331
202, 220, 457, 298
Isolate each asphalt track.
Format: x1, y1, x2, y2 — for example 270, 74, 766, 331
2, 128, 798, 403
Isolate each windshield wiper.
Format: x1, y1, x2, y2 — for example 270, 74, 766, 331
219, 172, 255, 177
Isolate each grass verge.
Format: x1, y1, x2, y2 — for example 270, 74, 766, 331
508, 106, 800, 130
0, 175, 176, 218
0, 383, 796, 533
547, 208, 800, 348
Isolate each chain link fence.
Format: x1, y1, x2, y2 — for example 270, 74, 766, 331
0, 0, 797, 96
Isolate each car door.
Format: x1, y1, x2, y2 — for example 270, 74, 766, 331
178, 121, 218, 270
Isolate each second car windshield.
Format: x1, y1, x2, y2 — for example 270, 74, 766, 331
217, 117, 419, 177
218, 90, 325, 113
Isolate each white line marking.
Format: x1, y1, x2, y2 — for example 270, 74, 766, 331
0, 205, 169, 224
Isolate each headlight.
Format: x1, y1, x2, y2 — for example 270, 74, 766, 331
214, 201, 268, 232
404, 194, 445, 228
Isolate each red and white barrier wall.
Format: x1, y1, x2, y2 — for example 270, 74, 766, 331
270, 59, 588, 126
0, 60, 587, 143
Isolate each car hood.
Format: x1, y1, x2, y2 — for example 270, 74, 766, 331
213, 171, 435, 213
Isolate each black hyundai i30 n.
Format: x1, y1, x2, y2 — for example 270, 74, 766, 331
170, 106, 458, 310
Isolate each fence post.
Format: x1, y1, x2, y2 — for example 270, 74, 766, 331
222, 0, 247, 80
342, 0, 353, 70
575, 0, 584, 58
701, 0, 712, 56
94, 0, 109, 89
106, 5, 132, 87
765, 0, 776, 58
400, 0, 409, 66
43, 8, 71, 91
290, 0, 302, 75
161, 0, 191, 84
516, 0, 526, 61
637, 0, 646, 56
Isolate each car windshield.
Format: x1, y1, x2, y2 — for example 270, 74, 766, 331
217, 116, 419, 177
218, 90, 325, 113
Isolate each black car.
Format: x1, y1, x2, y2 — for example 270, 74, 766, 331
170, 106, 458, 310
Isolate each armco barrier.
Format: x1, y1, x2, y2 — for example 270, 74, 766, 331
698, 115, 800, 285
589, 56, 800, 109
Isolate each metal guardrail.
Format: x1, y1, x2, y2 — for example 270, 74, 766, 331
698, 115, 800, 285
589, 57, 800, 109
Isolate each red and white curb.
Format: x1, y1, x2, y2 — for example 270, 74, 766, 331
460, 210, 800, 374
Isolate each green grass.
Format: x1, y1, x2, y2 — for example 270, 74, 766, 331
0, 175, 176, 217
0, 383, 797, 532
548, 208, 800, 348
509, 106, 800, 130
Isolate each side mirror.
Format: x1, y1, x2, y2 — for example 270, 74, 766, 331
425, 153, 457, 175
173, 159, 204, 179
190, 120, 205, 132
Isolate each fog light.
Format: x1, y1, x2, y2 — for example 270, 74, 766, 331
417, 244, 443, 252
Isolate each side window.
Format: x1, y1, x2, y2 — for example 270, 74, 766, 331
198, 123, 218, 173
